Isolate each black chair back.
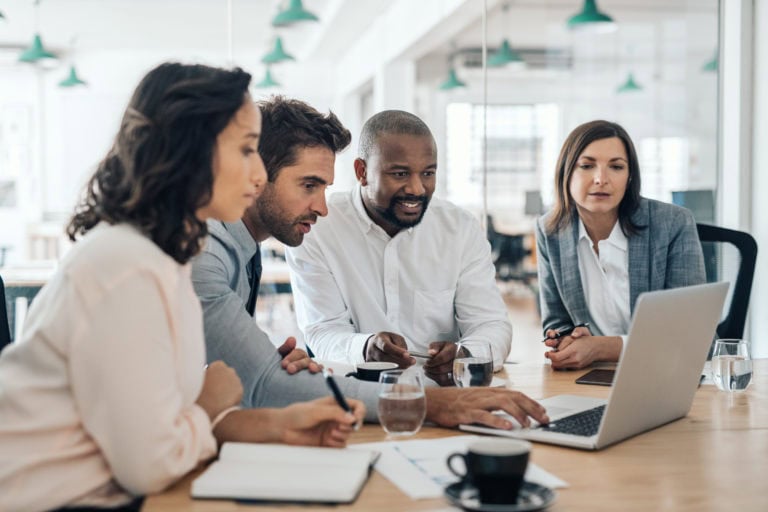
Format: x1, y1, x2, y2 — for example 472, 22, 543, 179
696, 223, 758, 340
0, 275, 11, 352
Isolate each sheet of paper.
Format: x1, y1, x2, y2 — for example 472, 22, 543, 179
353, 435, 568, 500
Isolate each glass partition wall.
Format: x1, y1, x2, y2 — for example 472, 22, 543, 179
0, 1, 721, 349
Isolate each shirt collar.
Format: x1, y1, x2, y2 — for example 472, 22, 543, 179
222, 219, 260, 260
577, 217, 628, 252
351, 184, 416, 238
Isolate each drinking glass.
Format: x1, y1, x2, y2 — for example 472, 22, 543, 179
377, 369, 426, 437
453, 339, 494, 387
711, 339, 752, 392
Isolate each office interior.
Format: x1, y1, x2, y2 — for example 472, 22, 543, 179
0, 0, 765, 357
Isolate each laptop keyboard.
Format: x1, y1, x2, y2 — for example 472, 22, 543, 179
539, 405, 606, 437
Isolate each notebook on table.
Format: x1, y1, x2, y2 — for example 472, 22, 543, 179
191, 442, 379, 503
461, 282, 729, 450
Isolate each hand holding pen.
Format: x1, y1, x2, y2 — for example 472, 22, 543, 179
323, 369, 361, 431
541, 322, 590, 351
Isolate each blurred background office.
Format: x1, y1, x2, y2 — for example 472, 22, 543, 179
1, 1, 765, 356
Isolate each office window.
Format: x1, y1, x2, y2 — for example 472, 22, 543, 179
445, 103, 558, 219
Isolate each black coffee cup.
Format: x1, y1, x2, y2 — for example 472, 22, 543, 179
345, 362, 399, 382
447, 439, 531, 504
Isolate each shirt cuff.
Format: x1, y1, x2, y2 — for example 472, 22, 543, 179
619, 335, 628, 357
347, 333, 375, 365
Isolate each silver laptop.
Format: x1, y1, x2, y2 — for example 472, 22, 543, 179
461, 282, 729, 450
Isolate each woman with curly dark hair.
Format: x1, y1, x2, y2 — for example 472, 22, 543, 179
0, 63, 363, 512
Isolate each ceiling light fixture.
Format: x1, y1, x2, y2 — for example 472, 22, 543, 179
616, 72, 642, 93
439, 68, 466, 91
702, 52, 718, 72
272, 0, 318, 27
59, 65, 87, 87
488, 39, 525, 69
18, 33, 58, 65
254, 67, 281, 88
567, 0, 617, 33
262, 37, 295, 64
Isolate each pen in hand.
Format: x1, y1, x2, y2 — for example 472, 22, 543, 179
322, 368, 359, 431
541, 322, 590, 344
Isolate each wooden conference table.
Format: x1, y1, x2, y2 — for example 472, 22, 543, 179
144, 360, 767, 512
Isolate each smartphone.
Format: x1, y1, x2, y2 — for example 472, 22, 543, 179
575, 369, 616, 386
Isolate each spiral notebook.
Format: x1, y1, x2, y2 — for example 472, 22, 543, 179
191, 442, 379, 504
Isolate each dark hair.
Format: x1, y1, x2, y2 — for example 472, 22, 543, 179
546, 120, 642, 236
358, 110, 433, 160
66, 62, 252, 264
257, 96, 351, 181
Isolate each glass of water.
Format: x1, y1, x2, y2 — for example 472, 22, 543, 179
377, 369, 426, 437
453, 339, 494, 387
711, 339, 752, 392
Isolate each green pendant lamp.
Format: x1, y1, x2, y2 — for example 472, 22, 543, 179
272, 0, 319, 27
59, 65, 87, 87
19, 33, 58, 64
702, 52, 718, 72
439, 68, 466, 91
262, 37, 295, 64
616, 73, 642, 93
255, 68, 280, 88
488, 39, 525, 69
567, 0, 616, 33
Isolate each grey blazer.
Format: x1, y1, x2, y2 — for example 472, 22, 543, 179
535, 197, 706, 336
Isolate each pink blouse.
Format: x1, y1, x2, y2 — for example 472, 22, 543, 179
0, 224, 217, 511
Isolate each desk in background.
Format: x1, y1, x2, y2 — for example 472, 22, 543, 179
143, 360, 768, 511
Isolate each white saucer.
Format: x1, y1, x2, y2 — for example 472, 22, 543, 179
444, 481, 556, 512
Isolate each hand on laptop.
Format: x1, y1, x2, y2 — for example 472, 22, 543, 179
278, 337, 323, 375
423, 341, 458, 386
424, 388, 549, 429
546, 335, 622, 370
364, 331, 416, 368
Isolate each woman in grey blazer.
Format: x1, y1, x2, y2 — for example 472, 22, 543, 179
536, 120, 705, 370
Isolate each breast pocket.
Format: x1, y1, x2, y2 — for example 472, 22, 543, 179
413, 288, 457, 341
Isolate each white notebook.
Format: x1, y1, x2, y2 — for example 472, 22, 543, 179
191, 442, 379, 504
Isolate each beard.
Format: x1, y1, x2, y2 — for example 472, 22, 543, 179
374, 194, 430, 230
256, 189, 316, 247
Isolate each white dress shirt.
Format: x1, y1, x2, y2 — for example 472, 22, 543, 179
286, 186, 512, 369
577, 219, 631, 338
0, 224, 216, 512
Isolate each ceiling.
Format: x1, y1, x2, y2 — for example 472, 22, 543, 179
0, 1, 718, 58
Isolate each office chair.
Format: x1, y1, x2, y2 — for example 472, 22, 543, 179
486, 215, 530, 283
696, 223, 757, 340
0, 275, 12, 352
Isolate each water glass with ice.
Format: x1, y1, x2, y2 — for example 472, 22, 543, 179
377, 369, 426, 437
711, 339, 752, 392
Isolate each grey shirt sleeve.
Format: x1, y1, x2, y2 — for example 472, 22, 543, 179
191, 240, 380, 421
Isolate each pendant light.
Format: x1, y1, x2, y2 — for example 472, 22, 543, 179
272, 0, 318, 27
19, 1, 59, 66
59, 65, 87, 87
488, 40, 525, 69
439, 68, 466, 90
702, 52, 718, 72
254, 67, 280, 88
19, 34, 57, 65
616, 72, 642, 93
489, 4, 525, 69
567, 0, 616, 33
262, 37, 295, 64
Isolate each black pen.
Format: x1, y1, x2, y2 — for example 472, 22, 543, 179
541, 322, 590, 344
323, 369, 359, 430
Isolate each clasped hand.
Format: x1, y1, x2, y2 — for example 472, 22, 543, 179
544, 326, 622, 370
